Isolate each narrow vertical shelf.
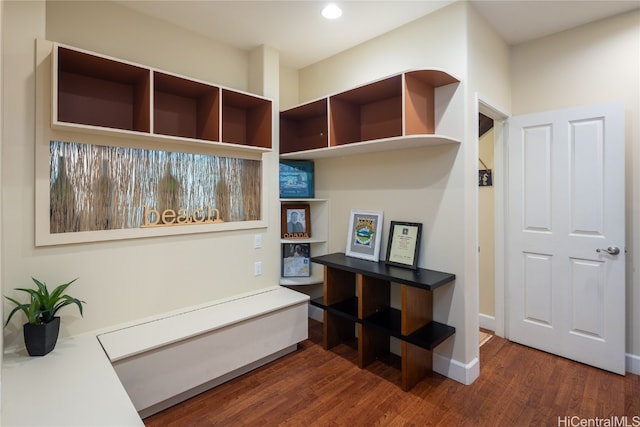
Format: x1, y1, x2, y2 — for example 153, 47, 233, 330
279, 198, 329, 287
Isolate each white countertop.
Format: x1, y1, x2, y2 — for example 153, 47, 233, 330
2, 331, 143, 427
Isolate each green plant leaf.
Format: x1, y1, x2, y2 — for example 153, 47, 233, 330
25, 297, 42, 324
48, 278, 77, 302
4, 278, 85, 326
53, 296, 85, 318
3, 296, 30, 327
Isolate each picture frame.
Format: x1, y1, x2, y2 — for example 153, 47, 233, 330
279, 160, 314, 198
281, 243, 311, 277
345, 209, 384, 261
281, 203, 311, 239
385, 221, 422, 270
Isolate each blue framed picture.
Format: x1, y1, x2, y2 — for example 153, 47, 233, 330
279, 160, 314, 198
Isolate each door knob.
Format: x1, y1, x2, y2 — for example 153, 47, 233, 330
596, 246, 620, 255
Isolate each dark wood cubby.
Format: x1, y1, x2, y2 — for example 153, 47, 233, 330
280, 99, 328, 154
222, 89, 272, 148
153, 72, 219, 141
330, 75, 403, 146
53, 43, 272, 152
310, 252, 456, 391
57, 47, 150, 133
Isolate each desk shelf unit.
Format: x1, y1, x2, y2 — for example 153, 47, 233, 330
310, 252, 455, 391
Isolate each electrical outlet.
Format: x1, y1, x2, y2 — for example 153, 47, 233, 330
254, 234, 262, 249
254, 261, 262, 276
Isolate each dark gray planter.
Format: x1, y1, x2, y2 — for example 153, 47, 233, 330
23, 317, 60, 356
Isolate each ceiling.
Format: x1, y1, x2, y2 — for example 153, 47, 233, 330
116, 0, 639, 69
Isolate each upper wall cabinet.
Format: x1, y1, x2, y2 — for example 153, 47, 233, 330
280, 70, 461, 159
53, 44, 272, 153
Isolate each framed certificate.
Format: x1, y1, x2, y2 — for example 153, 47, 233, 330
385, 221, 422, 269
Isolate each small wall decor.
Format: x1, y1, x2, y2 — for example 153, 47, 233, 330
140, 206, 223, 227
385, 221, 422, 270
281, 243, 311, 277
479, 157, 492, 187
281, 203, 311, 239
279, 160, 314, 198
345, 209, 384, 261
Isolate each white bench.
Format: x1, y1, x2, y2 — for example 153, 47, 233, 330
97, 286, 309, 418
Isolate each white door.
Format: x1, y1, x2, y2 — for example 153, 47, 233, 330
506, 102, 625, 374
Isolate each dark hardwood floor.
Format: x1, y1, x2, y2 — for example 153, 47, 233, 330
145, 319, 640, 426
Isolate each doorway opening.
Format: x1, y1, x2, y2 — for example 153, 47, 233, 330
477, 99, 509, 344
478, 112, 495, 343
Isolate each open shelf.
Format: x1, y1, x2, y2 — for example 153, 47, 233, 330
363, 308, 455, 350
280, 99, 328, 154
153, 72, 219, 141
221, 89, 272, 148
311, 296, 359, 321
52, 43, 272, 152
330, 74, 402, 146
279, 69, 460, 159
280, 199, 328, 288
404, 69, 459, 135
56, 46, 150, 133
280, 134, 459, 160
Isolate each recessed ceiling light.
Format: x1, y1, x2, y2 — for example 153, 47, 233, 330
322, 3, 342, 19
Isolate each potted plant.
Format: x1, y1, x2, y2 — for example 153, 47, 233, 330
4, 278, 85, 356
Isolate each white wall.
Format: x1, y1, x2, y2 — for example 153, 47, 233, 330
511, 9, 640, 358
0, 0, 5, 399
2, 0, 282, 349
279, 64, 299, 111
478, 127, 495, 317
291, 2, 512, 375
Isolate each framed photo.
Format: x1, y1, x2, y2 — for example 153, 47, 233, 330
345, 209, 383, 261
281, 243, 311, 277
281, 204, 311, 239
279, 160, 314, 198
385, 221, 422, 270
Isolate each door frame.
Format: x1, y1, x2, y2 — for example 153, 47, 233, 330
476, 95, 509, 339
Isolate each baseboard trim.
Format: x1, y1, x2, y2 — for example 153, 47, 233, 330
626, 352, 640, 375
478, 313, 495, 331
433, 353, 479, 385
